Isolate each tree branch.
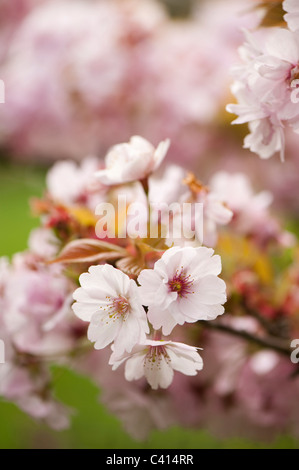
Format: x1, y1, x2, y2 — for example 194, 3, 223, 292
198, 320, 291, 357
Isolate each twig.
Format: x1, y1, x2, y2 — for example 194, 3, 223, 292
198, 320, 291, 357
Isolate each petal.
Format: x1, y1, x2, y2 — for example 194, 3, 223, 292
130, 136, 155, 154
94, 264, 130, 295
78, 267, 116, 299
72, 300, 102, 322
189, 253, 222, 279
147, 304, 179, 335
137, 269, 174, 307
124, 353, 146, 381
87, 312, 120, 349
153, 139, 170, 171
144, 354, 174, 389
265, 28, 299, 64
114, 314, 147, 354
192, 276, 227, 305
255, 55, 291, 80
175, 294, 225, 322
167, 346, 203, 375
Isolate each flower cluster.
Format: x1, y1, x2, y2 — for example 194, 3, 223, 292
70, 136, 227, 389
0, 0, 259, 164
227, 0, 299, 161
1, 132, 299, 439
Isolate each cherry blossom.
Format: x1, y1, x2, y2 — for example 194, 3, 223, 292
138, 246, 226, 335
284, 0, 299, 32
160, 173, 233, 248
0, 347, 71, 430
109, 339, 203, 390
28, 227, 60, 260
2, 255, 75, 356
46, 157, 106, 210
72, 264, 149, 354
195, 186, 233, 247
95, 136, 170, 185
227, 27, 299, 161
209, 171, 274, 237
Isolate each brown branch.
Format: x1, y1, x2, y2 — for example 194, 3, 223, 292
198, 320, 291, 357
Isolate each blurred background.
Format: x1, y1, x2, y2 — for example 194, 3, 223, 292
1, 0, 299, 448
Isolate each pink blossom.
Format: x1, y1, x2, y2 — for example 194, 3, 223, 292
72, 264, 149, 354
28, 227, 60, 260
209, 170, 295, 246
195, 188, 233, 247
284, 0, 299, 32
0, 358, 71, 430
0, 0, 259, 164
109, 339, 203, 390
227, 27, 299, 161
2, 255, 75, 356
138, 246, 226, 335
95, 136, 170, 185
46, 157, 106, 210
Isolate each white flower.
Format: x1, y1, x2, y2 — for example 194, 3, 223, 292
284, 0, 299, 32
109, 339, 203, 390
138, 246, 226, 335
46, 157, 105, 210
197, 188, 233, 247
227, 28, 299, 161
227, 81, 286, 161
72, 264, 149, 354
163, 177, 233, 249
209, 171, 273, 234
148, 164, 187, 205
95, 136, 170, 185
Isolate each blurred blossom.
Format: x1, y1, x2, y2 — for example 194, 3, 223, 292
284, 0, 299, 32
109, 339, 203, 390
95, 136, 170, 185
28, 227, 60, 259
1, 252, 76, 356
138, 246, 226, 335
0, 0, 42, 62
72, 264, 149, 355
209, 171, 294, 246
46, 157, 106, 210
0, 0, 259, 164
1, 0, 299, 447
0, 256, 75, 429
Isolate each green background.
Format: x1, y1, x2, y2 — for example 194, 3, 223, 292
0, 162, 298, 449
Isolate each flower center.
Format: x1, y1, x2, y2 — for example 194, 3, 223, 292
168, 269, 194, 298
103, 295, 130, 321
112, 296, 130, 316
145, 345, 170, 368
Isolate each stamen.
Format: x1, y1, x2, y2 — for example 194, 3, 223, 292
112, 296, 130, 316
145, 345, 171, 370
99, 295, 130, 322
168, 268, 194, 298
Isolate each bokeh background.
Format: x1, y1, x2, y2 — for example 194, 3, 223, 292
1, 0, 299, 449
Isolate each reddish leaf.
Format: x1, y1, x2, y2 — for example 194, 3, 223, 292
49, 238, 127, 264
116, 256, 146, 277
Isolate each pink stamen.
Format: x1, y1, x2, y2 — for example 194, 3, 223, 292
168, 268, 194, 298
